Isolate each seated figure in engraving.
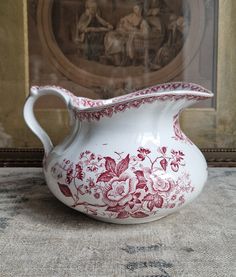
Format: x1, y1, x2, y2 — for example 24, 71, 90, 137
104, 3, 150, 66
146, 5, 162, 34
155, 14, 187, 67
75, 0, 113, 61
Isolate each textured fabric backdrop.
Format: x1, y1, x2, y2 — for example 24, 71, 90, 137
0, 168, 235, 277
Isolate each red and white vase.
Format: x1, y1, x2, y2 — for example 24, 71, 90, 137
23, 82, 213, 224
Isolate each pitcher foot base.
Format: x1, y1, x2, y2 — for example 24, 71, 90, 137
87, 213, 172, 225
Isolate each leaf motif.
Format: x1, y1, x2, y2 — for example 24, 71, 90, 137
143, 194, 154, 201
104, 157, 116, 173
160, 158, 168, 171
58, 183, 72, 197
131, 211, 149, 218
106, 205, 124, 212
147, 201, 155, 211
117, 211, 129, 219
97, 171, 114, 183
134, 170, 144, 178
136, 182, 146, 189
134, 170, 146, 189
154, 195, 164, 208
116, 155, 130, 176
161, 146, 167, 154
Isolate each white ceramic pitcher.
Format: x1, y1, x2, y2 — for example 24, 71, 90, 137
23, 82, 213, 224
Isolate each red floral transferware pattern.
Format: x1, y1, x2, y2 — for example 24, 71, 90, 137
73, 94, 208, 122
172, 114, 193, 145
51, 147, 194, 219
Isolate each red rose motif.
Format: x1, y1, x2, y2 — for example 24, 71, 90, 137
53, 145, 193, 218
102, 175, 137, 207
144, 171, 173, 193
154, 177, 174, 192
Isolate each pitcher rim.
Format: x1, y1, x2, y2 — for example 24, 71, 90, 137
31, 82, 213, 112
77, 82, 212, 110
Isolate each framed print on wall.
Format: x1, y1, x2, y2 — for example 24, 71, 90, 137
0, 0, 236, 166
32, 0, 215, 105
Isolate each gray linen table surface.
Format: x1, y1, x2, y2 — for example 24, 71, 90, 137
0, 168, 235, 277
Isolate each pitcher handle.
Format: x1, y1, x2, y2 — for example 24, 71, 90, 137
23, 86, 72, 156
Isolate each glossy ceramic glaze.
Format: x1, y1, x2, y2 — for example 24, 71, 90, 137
23, 82, 213, 224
